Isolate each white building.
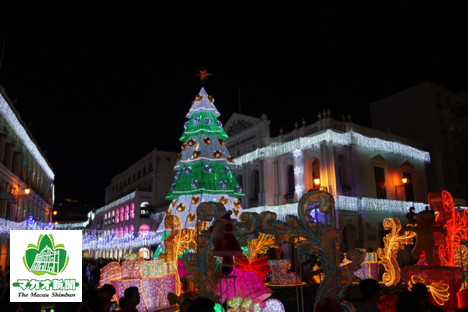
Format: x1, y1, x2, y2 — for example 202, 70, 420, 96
0, 85, 55, 268
224, 111, 430, 253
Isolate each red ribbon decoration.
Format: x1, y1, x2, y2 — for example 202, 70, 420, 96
234, 254, 271, 280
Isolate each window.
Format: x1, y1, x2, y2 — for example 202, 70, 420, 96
130, 203, 135, 219
403, 172, 414, 202
115, 209, 119, 224
374, 167, 387, 199
130, 224, 134, 235
287, 165, 295, 195
125, 225, 128, 234
139, 224, 150, 236
120, 207, 124, 222
125, 205, 129, 221
252, 170, 260, 200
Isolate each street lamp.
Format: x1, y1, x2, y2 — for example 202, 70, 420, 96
395, 178, 409, 200
313, 178, 328, 192
14, 185, 31, 222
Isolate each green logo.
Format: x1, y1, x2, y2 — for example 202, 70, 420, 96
23, 234, 69, 276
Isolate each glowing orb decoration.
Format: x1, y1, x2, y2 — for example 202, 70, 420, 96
227, 155, 234, 163
176, 203, 186, 213
192, 150, 201, 159
219, 196, 228, 205
187, 138, 196, 147
213, 150, 223, 159
262, 299, 285, 312
171, 199, 177, 207
218, 138, 225, 146
203, 137, 212, 145
187, 213, 196, 223
208, 95, 215, 103
233, 199, 242, 209
165, 209, 173, 216
177, 154, 182, 162
401, 265, 465, 310
181, 142, 186, 151
191, 196, 200, 205
195, 94, 203, 101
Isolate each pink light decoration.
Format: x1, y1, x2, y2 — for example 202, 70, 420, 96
353, 262, 379, 281
130, 203, 135, 219
215, 268, 272, 304
111, 274, 176, 312
116, 209, 119, 224
401, 265, 465, 311
121, 260, 143, 279
178, 258, 189, 280
99, 262, 122, 287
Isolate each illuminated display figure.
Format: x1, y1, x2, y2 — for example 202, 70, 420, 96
399, 207, 447, 264
164, 86, 245, 228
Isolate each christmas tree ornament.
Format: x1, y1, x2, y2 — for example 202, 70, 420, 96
224, 166, 231, 175
174, 172, 181, 180
204, 164, 213, 173
187, 138, 196, 147
220, 180, 228, 190
234, 200, 242, 209
195, 94, 203, 101
176, 203, 186, 213
177, 154, 182, 162
203, 137, 212, 145
208, 95, 215, 103
219, 196, 229, 205
187, 213, 196, 223
171, 199, 178, 207
227, 155, 234, 163
181, 142, 187, 151
218, 138, 225, 146
191, 180, 200, 189
192, 117, 201, 125
183, 167, 192, 175
214, 150, 223, 159
170, 183, 176, 191
192, 151, 201, 159
204, 117, 213, 125
191, 196, 200, 205
166, 209, 173, 215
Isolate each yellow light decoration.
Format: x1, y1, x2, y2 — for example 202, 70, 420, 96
165, 209, 173, 216
164, 215, 197, 295
176, 203, 186, 213
191, 196, 200, 205
247, 233, 277, 261
227, 155, 234, 163
219, 196, 228, 205
233, 199, 242, 209
203, 137, 212, 145
408, 275, 450, 306
187, 213, 196, 223
208, 95, 215, 103
187, 138, 196, 147
192, 150, 201, 159
312, 264, 324, 284
171, 199, 177, 207
213, 150, 222, 159
376, 218, 416, 286
181, 142, 187, 151
195, 94, 203, 101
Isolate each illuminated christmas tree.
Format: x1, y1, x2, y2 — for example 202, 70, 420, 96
164, 79, 244, 228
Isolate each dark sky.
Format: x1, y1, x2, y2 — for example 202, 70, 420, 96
0, 4, 467, 210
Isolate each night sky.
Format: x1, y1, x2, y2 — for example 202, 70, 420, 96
0, 4, 467, 210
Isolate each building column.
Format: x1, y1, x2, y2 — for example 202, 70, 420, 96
4, 143, 15, 170
0, 200, 7, 219
12, 151, 22, 177
0, 133, 7, 163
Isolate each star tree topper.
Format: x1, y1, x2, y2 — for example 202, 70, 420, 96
197, 68, 211, 84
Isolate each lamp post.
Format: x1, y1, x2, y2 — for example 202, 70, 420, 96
313, 178, 328, 192
395, 178, 408, 200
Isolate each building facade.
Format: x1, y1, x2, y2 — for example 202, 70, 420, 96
224, 111, 430, 254
370, 81, 468, 204
0, 85, 55, 268
89, 149, 177, 242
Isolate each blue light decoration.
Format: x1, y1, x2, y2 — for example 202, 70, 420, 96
26, 215, 36, 230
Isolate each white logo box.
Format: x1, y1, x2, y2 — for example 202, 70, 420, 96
10, 230, 82, 302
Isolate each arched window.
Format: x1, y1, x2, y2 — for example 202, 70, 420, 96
120, 226, 123, 236
139, 224, 150, 236
115, 209, 119, 224
311, 159, 320, 189
125, 205, 129, 221
125, 225, 128, 233
120, 207, 124, 222
130, 203, 135, 219
287, 165, 295, 195
115, 228, 119, 237
338, 155, 349, 187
